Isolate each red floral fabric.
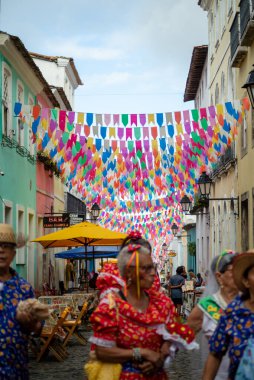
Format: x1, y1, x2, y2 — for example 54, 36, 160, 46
90, 289, 194, 380
96, 262, 124, 297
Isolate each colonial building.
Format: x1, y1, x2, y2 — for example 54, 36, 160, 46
184, 45, 209, 273
198, 0, 239, 262
0, 32, 59, 286
30, 52, 83, 291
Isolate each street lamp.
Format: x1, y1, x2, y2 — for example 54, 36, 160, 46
197, 171, 213, 199
180, 195, 192, 213
242, 65, 254, 109
194, 171, 239, 216
171, 223, 178, 237
90, 202, 101, 220
162, 242, 167, 251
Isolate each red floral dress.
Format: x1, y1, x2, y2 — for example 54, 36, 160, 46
90, 289, 194, 380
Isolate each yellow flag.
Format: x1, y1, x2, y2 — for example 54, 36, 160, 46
148, 114, 155, 124
77, 112, 84, 124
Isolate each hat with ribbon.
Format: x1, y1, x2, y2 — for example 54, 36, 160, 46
0, 224, 16, 246
232, 250, 254, 292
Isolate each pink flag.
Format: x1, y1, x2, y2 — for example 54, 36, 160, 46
139, 114, 146, 126
104, 114, 111, 126
126, 128, 132, 140
113, 114, 120, 125
131, 114, 137, 126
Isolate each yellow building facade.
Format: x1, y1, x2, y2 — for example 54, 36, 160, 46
199, 0, 239, 260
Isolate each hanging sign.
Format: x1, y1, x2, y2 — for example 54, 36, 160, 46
69, 213, 86, 225
43, 214, 70, 228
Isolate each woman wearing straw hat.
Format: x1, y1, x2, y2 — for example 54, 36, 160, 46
203, 250, 254, 380
0, 224, 44, 379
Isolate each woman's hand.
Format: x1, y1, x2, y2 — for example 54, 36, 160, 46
140, 348, 164, 368
16, 310, 41, 334
160, 341, 171, 357
137, 360, 156, 375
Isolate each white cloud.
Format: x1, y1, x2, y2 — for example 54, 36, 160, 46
43, 36, 124, 61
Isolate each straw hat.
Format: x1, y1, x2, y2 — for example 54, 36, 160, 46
232, 250, 254, 292
0, 224, 16, 246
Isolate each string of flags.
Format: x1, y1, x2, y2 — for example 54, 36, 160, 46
13, 98, 250, 246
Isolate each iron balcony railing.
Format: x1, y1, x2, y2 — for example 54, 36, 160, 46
230, 12, 241, 59
239, 0, 254, 37
212, 145, 236, 175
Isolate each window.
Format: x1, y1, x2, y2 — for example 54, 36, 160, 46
252, 108, 254, 147
221, 72, 225, 102
4, 202, 12, 224
241, 193, 249, 251
252, 189, 254, 247
2, 65, 12, 136
241, 110, 248, 156
220, 0, 226, 35
227, 0, 233, 16
218, 204, 221, 254
17, 81, 24, 145
16, 208, 25, 265
227, 58, 234, 101
28, 95, 35, 155
215, 0, 220, 43
210, 12, 214, 50
215, 83, 220, 104
27, 211, 35, 286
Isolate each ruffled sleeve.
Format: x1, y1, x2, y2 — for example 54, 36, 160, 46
208, 315, 229, 356
89, 295, 118, 348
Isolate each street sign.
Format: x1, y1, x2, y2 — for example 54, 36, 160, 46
69, 213, 86, 226
43, 214, 70, 228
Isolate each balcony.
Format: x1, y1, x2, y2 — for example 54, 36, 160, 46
239, 0, 254, 46
212, 145, 236, 178
1, 134, 36, 164
230, 12, 248, 67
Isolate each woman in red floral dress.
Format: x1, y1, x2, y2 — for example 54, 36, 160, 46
89, 232, 196, 379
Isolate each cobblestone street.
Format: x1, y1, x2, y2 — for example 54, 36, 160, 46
29, 330, 208, 380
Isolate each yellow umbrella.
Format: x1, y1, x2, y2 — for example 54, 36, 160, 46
32, 221, 127, 249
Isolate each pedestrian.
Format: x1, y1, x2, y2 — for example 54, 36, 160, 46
187, 250, 238, 380
65, 259, 75, 290
89, 272, 99, 289
0, 223, 42, 379
86, 231, 197, 380
169, 266, 185, 315
188, 271, 197, 286
203, 250, 254, 379
195, 273, 203, 288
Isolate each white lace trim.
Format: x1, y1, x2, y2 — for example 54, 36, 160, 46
89, 336, 116, 348
100, 287, 121, 299
98, 273, 125, 287
155, 324, 199, 351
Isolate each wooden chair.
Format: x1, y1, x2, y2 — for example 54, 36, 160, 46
62, 302, 88, 347
37, 307, 70, 362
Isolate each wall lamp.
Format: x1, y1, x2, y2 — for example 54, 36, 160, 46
171, 223, 179, 237
197, 171, 239, 217
90, 202, 101, 220
242, 65, 254, 109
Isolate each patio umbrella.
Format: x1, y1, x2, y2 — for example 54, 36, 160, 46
32, 221, 127, 249
55, 251, 118, 260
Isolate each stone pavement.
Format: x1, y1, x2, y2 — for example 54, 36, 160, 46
29, 331, 208, 380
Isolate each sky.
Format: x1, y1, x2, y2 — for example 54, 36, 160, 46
1, 0, 208, 114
